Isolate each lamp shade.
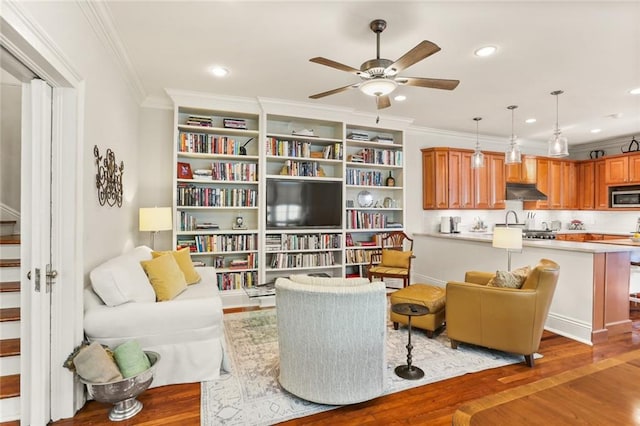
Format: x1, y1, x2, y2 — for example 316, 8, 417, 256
139, 207, 173, 232
492, 227, 522, 250
359, 78, 397, 97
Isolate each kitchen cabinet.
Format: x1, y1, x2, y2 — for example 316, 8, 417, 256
422, 148, 449, 209
578, 161, 595, 209
525, 158, 579, 210
548, 160, 563, 209
422, 148, 504, 210
595, 160, 609, 209
505, 155, 537, 184
562, 161, 579, 209
605, 153, 640, 184
524, 158, 549, 210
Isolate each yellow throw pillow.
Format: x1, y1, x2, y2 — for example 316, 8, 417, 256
381, 249, 413, 269
487, 265, 531, 289
152, 247, 201, 285
140, 254, 187, 301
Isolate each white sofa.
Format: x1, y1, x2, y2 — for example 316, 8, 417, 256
275, 275, 387, 405
83, 246, 228, 388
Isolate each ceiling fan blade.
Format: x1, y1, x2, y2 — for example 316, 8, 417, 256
309, 84, 358, 99
376, 95, 391, 109
397, 77, 460, 90
385, 41, 441, 75
309, 57, 365, 76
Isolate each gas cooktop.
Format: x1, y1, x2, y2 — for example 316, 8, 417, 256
523, 230, 557, 239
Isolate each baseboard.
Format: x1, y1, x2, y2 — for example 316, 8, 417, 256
544, 313, 593, 346
412, 273, 446, 287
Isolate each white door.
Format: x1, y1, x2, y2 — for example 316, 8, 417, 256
20, 78, 54, 426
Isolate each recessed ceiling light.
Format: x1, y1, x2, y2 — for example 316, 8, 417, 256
210, 66, 229, 77
474, 46, 497, 57
630, 87, 640, 95
590, 128, 602, 134
525, 118, 537, 124
394, 95, 407, 101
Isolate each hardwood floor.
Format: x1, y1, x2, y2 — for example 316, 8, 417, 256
47, 308, 640, 426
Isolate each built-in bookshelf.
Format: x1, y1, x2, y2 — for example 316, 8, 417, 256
172, 105, 260, 293
169, 94, 407, 304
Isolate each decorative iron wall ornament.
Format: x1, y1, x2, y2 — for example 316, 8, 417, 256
94, 145, 124, 207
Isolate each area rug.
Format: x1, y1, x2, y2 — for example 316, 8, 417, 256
202, 309, 529, 425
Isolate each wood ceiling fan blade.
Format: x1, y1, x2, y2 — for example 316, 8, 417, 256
397, 77, 460, 90
385, 41, 441, 75
376, 95, 391, 109
309, 57, 364, 76
309, 84, 358, 99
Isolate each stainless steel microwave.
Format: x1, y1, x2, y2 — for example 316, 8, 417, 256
611, 187, 640, 208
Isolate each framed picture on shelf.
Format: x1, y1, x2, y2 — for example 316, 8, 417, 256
177, 162, 193, 179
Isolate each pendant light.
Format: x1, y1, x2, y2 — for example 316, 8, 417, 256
548, 90, 569, 157
505, 105, 521, 164
471, 117, 485, 168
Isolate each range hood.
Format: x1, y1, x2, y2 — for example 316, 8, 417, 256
505, 183, 548, 201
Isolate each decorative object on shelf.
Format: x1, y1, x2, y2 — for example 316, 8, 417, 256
223, 118, 247, 129
505, 105, 521, 164
385, 171, 395, 186
177, 162, 193, 179
308, 19, 460, 110
357, 190, 374, 207
292, 128, 315, 137
383, 197, 393, 208
346, 200, 355, 208
232, 216, 247, 230
139, 207, 172, 249
589, 149, 605, 159
621, 135, 639, 153
492, 227, 523, 271
569, 220, 585, 230
215, 256, 224, 268
94, 145, 124, 207
471, 117, 485, 168
239, 138, 253, 156
548, 90, 569, 157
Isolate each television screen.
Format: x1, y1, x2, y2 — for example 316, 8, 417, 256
266, 179, 342, 229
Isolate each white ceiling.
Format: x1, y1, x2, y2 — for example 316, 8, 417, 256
105, 1, 640, 148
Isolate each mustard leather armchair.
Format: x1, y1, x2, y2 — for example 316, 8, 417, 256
445, 259, 560, 367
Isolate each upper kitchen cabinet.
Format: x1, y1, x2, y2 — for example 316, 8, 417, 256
578, 160, 595, 210
605, 153, 640, 185
505, 155, 537, 184
422, 148, 449, 209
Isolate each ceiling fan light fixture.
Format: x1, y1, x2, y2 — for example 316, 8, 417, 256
548, 90, 569, 157
471, 117, 485, 168
359, 78, 397, 97
505, 105, 521, 165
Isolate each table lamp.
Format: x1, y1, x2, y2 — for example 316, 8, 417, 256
492, 227, 522, 271
139, 207, 172, 249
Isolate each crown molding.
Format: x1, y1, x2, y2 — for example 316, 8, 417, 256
77, 0, 146, 104
141, 95, 173, 110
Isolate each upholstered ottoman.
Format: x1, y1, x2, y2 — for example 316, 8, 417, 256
390, 283, 446, 338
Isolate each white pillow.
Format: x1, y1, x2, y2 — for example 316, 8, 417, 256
90, 246, 155, 306
289, 274, 371, 287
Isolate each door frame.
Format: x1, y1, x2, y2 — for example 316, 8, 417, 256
1, 3, 84, 422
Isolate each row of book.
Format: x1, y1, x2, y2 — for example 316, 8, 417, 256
345, 249, 379, 265
209, 162, 258, 182
178, 211, 220, 231
265, 138, 343, 160
177, 233, 258, 253
217, 271, 258, 291
346, 211, 391, 229
348, 148, 403, 166
268, 252, 336, 269
178, 133, 247, 155
264, 233, 341, 251
345, 169, 385, 186
185, 115, 213, 127
279, 160, 323, 177
177, 184, 257, 207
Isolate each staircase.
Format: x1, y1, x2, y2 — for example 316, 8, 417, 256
0, 220, 21, 423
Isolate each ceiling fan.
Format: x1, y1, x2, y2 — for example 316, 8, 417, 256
309, 19, 460, 110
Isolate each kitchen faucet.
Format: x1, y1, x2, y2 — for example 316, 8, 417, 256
504, 210, 519, 226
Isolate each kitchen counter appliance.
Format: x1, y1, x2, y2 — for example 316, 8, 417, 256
523, 230, 557, 240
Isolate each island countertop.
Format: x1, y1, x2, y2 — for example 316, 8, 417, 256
414, 232, 640, 254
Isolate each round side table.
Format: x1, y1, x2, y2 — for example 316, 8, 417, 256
391, 302, 429, 380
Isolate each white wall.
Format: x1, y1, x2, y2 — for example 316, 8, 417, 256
0, 82, 21, 212
18, 2, 141, 274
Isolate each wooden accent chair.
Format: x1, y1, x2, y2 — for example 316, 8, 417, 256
367, 231, 414, 288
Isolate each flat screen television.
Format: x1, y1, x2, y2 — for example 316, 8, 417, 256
266, 179, 342, 229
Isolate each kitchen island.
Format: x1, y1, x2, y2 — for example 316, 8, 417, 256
413, 232, 640, 345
